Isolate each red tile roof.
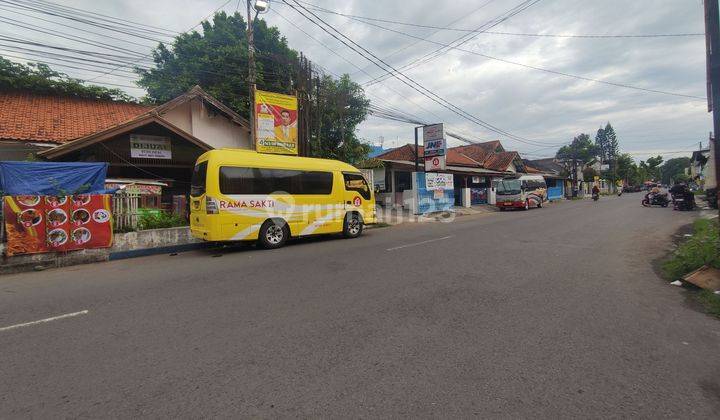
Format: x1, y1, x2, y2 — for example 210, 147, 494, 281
375, 142, 520, 172
0, 92, 152, 144
483, 151, 519, 171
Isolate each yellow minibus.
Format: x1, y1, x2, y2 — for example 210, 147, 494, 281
189, 149, 376, 248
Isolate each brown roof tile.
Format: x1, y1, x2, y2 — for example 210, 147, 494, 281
0, 92, 152, 144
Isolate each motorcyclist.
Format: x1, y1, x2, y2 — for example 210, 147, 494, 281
592, 184, 600, 199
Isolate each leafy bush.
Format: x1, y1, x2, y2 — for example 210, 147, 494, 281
663, 219, 720, 280
698, 290, 720, 318
137, 211, 187, 230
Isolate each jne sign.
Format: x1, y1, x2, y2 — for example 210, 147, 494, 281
130, 135, 172, 159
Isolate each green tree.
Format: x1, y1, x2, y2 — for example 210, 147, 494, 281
137, 12, 298, 115
556, 133, 598, 194
0, 56, 134, 101
312, 74, 370, 164
660, 157, 691, 185
137, 12, 370, 164
594, 123, 620, 186
641, 155, 664, 181
616, 153, 639, 185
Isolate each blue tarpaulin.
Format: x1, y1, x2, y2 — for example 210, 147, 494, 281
0, 162, 109, 196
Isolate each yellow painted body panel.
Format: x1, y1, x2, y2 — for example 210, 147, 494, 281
190, 149, 376, 242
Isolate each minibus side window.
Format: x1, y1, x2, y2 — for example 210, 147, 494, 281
219, 167, 333, 195
343, 173, 371, 200
190, 161, 208, 197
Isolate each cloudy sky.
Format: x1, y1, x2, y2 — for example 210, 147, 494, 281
0, 0, 711, 160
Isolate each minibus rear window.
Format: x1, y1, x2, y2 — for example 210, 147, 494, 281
190, 161, 208, 197
219, 167, 333, 195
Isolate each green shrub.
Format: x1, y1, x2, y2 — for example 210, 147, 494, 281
137, 211, 188, 230
662, 219, 720, 280
698, 290, 720, 318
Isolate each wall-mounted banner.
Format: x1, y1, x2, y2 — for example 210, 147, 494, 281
425, 172, 454, 190
255, 89, 299, 155
3, 194, 113, 256
423, 123, 446, 157
130, 135, 171, 159
425, 155, 446, 171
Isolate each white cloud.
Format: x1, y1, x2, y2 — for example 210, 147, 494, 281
1, 0, 711, 159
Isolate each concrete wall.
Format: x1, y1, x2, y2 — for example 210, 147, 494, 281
1, 227, 204, 274
160, 98, 251, 150
111, 226, 200, 253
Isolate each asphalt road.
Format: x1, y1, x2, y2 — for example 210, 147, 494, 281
1, 194, 719, 418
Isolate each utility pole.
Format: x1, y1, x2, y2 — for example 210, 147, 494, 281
414, 126, 420, 172
704, 0, 720, 215
247, 0, 256, 150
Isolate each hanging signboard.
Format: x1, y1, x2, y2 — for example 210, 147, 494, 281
3, 194, 113, 256
255, 89, 299, 155
130, 135, 172, 159
425, 172, 454, 190
425, 155, 446, 171
423, 123, 446, 157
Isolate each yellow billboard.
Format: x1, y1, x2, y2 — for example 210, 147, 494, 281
255, 89, 298, 155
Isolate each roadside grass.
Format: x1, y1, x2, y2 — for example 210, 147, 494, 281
371, 222, 391, 229
663, 218, 720, 318
698, 290, 720, 317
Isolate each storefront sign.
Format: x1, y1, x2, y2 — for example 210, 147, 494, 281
425, 172, 454, 190
130, 135, 172, 159
423, 123, 446, 157
255, 89, 299, 155
3, 194, 113, 256
425, 155, 446, 171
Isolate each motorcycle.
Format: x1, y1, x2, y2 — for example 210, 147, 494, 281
642, 193, 670, 207
592, 192, 600, 201
672, 192, 696, 211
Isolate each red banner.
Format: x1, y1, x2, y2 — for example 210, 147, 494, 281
3, 194, 113, 256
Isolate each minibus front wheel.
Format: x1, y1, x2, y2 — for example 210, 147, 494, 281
258, 219, 289, 249
343, 212, 363, 239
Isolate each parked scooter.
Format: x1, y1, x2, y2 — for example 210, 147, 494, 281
642, 192, 670, 207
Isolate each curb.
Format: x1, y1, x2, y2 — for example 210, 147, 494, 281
108, 242, 215, 261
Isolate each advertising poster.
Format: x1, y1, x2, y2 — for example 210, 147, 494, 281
255, 89, 299, 155
3, 194, 113, 256
423, 123, 446, 157
425, 172, 454, 190
425, 155, 446, 171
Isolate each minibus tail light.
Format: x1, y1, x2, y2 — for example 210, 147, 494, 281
206, 197, 219, 214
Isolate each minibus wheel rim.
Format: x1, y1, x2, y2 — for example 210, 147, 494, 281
266, 225, 284, 244
348, 218, 361, 235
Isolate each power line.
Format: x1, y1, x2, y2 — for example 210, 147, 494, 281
345, 0, 498, 79
341, 13, 707, 101
287, 1, 703, 39
2, 0, 178, 38
361, 0, 544, 87
272, 4, 505, 145
86, 0, 235, 83
281, 0, 566, 148
0, 15, 151, 58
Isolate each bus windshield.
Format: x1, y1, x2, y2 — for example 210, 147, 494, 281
497, 179, 521, 195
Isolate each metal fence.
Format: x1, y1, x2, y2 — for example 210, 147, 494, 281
112, 192, 140, 232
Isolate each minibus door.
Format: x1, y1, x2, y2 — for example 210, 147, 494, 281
342, 172, 371, 218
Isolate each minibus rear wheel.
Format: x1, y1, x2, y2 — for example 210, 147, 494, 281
343, 212, 363, 238
258, 219, 289, 249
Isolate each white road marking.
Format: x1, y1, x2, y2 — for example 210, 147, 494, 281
386, 235, 454, 251
0, 310, 89, 332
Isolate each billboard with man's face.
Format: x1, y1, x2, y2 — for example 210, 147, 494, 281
255, 89, 299, 155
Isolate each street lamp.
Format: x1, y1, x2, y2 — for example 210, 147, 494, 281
247, 0, 269, 150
